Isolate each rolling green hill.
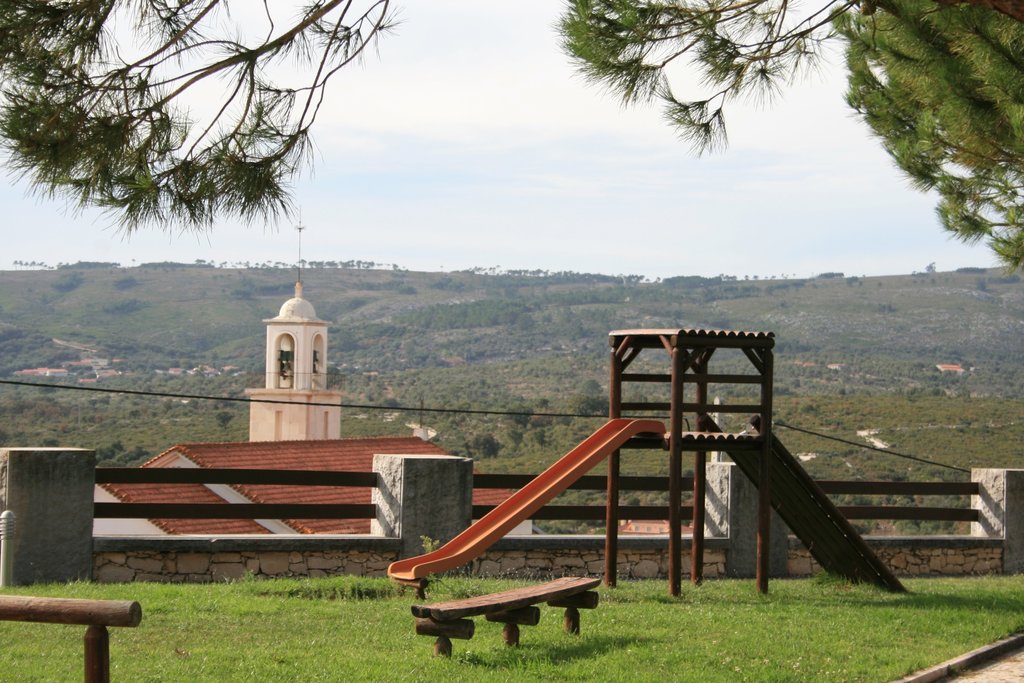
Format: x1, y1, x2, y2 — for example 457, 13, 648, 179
1, 263, 1022, 492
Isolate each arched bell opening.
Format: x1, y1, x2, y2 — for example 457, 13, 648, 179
275, 333, 296, 388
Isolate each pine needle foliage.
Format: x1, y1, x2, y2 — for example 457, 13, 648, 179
0, 1, 396, 233
560, 0, 856, 154
839, 1, 1024, 269
561, 0, 1024, 270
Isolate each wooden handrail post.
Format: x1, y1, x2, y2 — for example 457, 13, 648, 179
84, 625, 110, 683
0, 596, 140, 682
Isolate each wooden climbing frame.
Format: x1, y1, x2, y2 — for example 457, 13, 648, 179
606, 328, 775, 595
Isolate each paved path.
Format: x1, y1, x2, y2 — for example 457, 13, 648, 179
953, 646, 1024, 682
899, 636, 1024, 683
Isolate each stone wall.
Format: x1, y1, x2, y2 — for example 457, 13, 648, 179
92, 536, 400, 583
92, 534, 1007, 583
471, 536, 728, 581
786, 536, 1004, 577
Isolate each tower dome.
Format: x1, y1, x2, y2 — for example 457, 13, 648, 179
272, 282, 321, 322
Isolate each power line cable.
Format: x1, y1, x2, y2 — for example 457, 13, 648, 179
1, 378, 971, 472
0, 378, 590, 419
775, 420, 969, 473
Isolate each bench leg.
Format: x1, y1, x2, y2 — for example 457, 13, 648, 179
433, 636, 452, 657
502, 623, 520, 647
563, 607, 580, 635
84, 625, 110, 683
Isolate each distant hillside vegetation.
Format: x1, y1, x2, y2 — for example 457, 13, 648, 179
1, 263, 1022, 488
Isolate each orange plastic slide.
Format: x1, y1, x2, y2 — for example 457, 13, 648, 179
387, 418, 666, 582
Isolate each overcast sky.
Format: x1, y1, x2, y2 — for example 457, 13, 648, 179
1, 2, 992, 279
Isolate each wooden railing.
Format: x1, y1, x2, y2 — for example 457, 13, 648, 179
94, 468, 979, 528
472, 473, 694, 521
0, 595, 142, 683
473, 475, 980, 526
94, 468, 377, 521
817, 480, 980, 523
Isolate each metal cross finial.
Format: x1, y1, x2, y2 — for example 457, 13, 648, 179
296, 218, 306, 285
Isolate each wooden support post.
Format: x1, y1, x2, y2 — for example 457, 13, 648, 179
391, 577, 429, 600
692, 355, 708, 586
502, 623, 520, 647
434, 636, 452, 657
605, 347, 623, 588
564, 607, 581, 635
84, 625, 109, 683
668, 346, 684, 597
693, 450, 706, 585
756, 349, 774, 595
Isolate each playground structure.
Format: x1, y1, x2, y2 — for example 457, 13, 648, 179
388, 328, 904, 598
605, 328, 903, 594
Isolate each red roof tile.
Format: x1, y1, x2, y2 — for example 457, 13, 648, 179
103, 437, 513, 535
99, 482, 269, 534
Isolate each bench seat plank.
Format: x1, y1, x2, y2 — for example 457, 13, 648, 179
411, 577, 600, 621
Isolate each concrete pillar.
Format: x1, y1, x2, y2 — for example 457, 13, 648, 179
371, 454, 473, 559
706, 462, 788, 578
972, 468, 1024, 573
0, 448, 96, 585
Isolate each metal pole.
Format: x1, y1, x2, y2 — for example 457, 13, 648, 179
0, 510, 15, 587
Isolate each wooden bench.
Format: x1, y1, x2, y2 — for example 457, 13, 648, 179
411, 576, 600, 656
0, 595, 142, 683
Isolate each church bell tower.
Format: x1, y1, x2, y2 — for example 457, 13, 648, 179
245, 281, 342, 441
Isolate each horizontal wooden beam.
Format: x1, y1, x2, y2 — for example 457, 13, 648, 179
473, 474, 692, 492
415, 617, 474, 640
838, 506, 979, 522
485, 606, 541, 626
95, 468, 378, 487
679, 373, 765, 384
472, 505, 692, 521
94, 503, 375, 519
548, 591, 600, 609
620, 373, 671, 383
0, 596, 141, 628
818, 481, 979, 496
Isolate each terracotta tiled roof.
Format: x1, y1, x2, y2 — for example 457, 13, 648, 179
104, 437, 513, 535
99, 482, 269, 534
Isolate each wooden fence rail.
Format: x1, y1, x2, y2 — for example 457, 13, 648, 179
0, 595, 141, 683
93, 468, 979, 526
94, 468, 377, 521
473, 475, 979, 525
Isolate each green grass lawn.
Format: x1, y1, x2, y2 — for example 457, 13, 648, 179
0, 574, 1021, 682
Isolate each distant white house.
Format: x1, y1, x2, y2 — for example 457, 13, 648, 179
14, 367, 67, 377
936, 363, 966, 374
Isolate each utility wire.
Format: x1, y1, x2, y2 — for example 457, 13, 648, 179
1, 378, 970, 472
775, 421, 969, 473
0, 379, 588, 419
